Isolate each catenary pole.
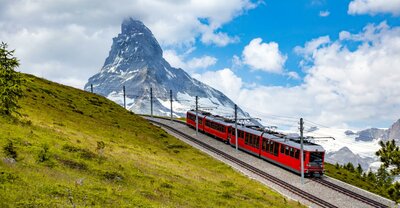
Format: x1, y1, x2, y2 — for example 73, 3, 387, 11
170, 90, 173, 122
150, 87, 153, 117
90, 84, 93, 93
235, 104, 238, 150
195, 96, 198, 135
300, 117, 304, 185
123, 85, 126, 109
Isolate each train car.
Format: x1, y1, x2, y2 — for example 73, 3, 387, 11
203, 115, 232, 142
260, 133, 324, 177
186, 110, 209, 132
229, 125, 263, 157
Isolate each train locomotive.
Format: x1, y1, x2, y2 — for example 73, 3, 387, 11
186, 110, 325, 177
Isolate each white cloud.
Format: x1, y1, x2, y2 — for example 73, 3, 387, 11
294, 36, 331, 56
196, 22, 400, 128
287, 71, 301, 80
294, 35, 331, 69
163, 50, 217, 73
348, 0, 400, 16
242, 38, 287, 73
193, 68, 243, 100
163, 50, 188, 70
319, 10, 330, 17
0, 0, 257, 88
201, 30, 239, 46
187, 56, 218, 69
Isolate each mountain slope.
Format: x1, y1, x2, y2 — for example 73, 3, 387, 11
84, 18, 247, 118
0, 73, 302, 207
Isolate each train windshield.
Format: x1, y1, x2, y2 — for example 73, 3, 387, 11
309, 152, 323, 163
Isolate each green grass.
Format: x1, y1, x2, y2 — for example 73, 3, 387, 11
0, 74, 304, 207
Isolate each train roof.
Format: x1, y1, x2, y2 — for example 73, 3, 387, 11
187, 110, 209, 119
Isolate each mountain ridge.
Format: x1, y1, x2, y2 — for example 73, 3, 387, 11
85, 18, 247, 118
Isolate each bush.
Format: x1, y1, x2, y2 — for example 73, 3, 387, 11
37, 144, 50, 163
96, 141, 105, 156
102, 171, 123, 181
3, 140, 17, 159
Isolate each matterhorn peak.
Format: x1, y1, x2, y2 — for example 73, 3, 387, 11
85, 18, 248, 118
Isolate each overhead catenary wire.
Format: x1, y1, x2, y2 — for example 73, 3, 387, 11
89, 84, 337, 135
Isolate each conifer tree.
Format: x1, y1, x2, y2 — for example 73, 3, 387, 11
387, 182, 400, 203
376, 140, 400, 175
346, 162, 355, 172
356, 163, 363, 175
0, 42, 23, 116
376, 165, 392, 188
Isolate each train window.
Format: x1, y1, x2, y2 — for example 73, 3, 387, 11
269, 141, 274, 153
273, 143, 279, 156
285, 146, 289, 155
290, 148, 294, 157
266, 140, 270, 152
262, 139, 266, 150
255, 136, 259, 147
249, 135, 252, 145
295, 149, 299, 159
199, 119, 202, 124
309, 152, 323, 163
245, 134, 249, 144
187, 114, 195, 121
280, 145, 285, 154
206, 120, 210, 126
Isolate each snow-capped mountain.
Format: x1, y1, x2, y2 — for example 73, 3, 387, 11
84, 18, 247, 118
325, 147, 375, 171
308, 119, 400, 172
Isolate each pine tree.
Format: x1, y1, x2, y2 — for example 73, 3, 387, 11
356, 163, 363, 175
387, 182, 400, 203
346, 162, 355, 172
376, 140, 400, 175
376, 140, 397, 168
335, 162, 340, 169
0, 42, 23, 116
376, 165, 392, 188
367, 170, 376, 183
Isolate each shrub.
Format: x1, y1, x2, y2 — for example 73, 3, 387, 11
3, 140, 17, 159
96, 141, 105, 156
102, 171, 123, 181
37, 144, 50, 163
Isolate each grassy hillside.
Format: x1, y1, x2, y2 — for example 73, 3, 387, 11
325, 163, 399, 202
0, 74, 303, 207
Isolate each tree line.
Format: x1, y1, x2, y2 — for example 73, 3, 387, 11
334, 140, 400, 203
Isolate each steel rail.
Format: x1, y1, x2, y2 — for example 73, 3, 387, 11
312, 178, 389, 208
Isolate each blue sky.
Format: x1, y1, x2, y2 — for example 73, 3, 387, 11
1, 0, 400, 129
184, 0, 400, 86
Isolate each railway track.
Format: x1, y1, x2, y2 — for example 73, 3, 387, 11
312, 178, 389, 208
145, 117, 338, 208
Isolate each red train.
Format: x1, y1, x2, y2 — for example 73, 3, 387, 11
186, 110, 325, 177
